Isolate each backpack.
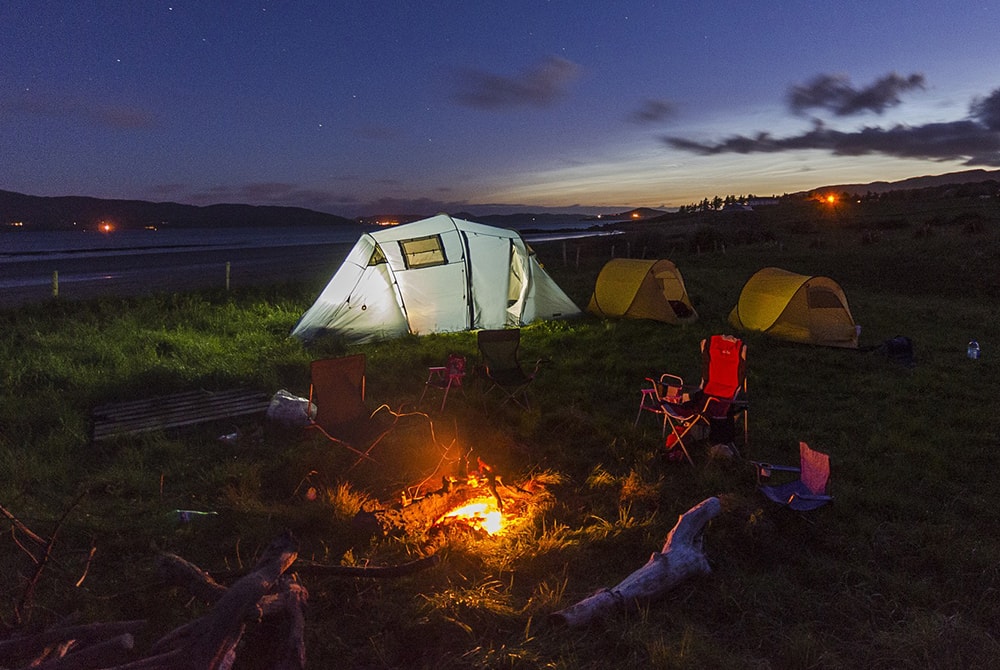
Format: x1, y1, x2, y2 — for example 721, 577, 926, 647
881, 335, 915, 368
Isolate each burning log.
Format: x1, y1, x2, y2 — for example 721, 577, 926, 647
551, 497, 722, 628
354, 470, 547, 539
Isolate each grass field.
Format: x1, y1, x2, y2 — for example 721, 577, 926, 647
2, 194, 999, 668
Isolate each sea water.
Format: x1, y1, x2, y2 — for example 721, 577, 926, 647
0, 219, 613, 297
0, 219, 610, 261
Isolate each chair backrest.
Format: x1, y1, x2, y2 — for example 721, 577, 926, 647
309, 354, 368, 430
477, 329, 522, 374
446, 353, 466, 385
700, 334, 746, 400
799, 441, 830, 495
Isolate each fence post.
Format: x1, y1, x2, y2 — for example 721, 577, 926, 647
52, 271, 59, 298
225, 262, 231, 291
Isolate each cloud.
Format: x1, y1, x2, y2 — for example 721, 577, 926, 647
788, 72, 925, 116
665, 79, 1000, 167
630, 98, 677, 124
452, 56, 580, 110
971, 89, 1000, 130
0, 93, 154, 129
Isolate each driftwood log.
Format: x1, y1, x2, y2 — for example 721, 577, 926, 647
551, 497, 722, 627
115, 530, 303, 670
3, 532, 442, 670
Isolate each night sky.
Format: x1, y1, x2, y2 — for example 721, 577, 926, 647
4, 1, 1000, 217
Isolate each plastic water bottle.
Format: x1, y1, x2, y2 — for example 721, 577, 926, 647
967, 339, 980, 360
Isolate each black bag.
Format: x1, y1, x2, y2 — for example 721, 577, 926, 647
881, 335, 915, 367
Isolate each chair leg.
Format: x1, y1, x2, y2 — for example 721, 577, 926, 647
665, 419, 696, 467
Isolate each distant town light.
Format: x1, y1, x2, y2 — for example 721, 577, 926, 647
825, 195, 836, 205
100, 221, 114, 233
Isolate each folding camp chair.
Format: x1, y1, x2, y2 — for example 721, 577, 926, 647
646, 334, 748, 464
751, 442, 832, 511
307, 354, 395, 463
418, 353, 467, 411
477, 329, 542, 410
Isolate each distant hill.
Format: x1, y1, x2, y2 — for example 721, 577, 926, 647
0, 189, 356, 231
804, 168, 1000, 197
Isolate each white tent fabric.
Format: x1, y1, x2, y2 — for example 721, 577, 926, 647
291, 214, 581, 343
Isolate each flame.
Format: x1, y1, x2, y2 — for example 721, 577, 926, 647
440, 500, 503, 535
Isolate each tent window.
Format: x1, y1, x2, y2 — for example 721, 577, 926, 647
807, 288, 844, 309
400, 235, 447, 269
367, 244, 387, 266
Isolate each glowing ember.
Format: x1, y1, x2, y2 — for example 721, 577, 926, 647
439, 500, 503, 535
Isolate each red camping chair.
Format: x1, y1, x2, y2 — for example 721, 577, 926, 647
307, 354, 396, 463
752, 442, 832, 511
641, 334, 748, 464
419, 353, 467, 411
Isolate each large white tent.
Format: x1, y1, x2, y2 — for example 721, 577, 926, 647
291, 214, 581, 343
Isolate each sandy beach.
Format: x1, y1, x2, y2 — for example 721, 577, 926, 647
0, 242, 353, 308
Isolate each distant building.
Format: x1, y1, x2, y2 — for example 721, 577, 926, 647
746, 197, 780, 207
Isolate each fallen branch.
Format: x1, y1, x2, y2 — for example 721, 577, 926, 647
294, 553, 440, 578
156, 553, 228, 604
31, 632, 136, 670
0, 620, 144, 662
551, 497, 722, 627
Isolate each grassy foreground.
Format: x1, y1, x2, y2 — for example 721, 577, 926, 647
2, 196, 999, 669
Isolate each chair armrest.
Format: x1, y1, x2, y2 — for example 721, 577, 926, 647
658, 373, 686, 387
654, 374, 695, 404
791, 493, 833, 502
749, 461, 801, 478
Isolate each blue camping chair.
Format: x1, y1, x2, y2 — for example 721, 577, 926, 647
752, 442, 833, 512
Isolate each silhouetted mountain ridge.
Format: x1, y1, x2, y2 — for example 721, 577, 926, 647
804, 168, 1000, 196
0, 190, 355, 231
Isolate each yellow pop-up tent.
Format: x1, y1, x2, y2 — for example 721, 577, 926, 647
729, 267, 858, 348
587, 258, 698, 324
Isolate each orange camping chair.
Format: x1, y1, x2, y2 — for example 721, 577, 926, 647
307, 354, 395, 463
646, 334, 748, 464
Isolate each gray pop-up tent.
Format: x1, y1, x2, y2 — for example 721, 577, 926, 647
291, 214, 581, 343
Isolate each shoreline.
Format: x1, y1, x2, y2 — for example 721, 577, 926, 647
0, 242, 353, 308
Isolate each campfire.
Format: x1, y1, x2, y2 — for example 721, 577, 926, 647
433, 497, 503, 535
353, 460, 551, 540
